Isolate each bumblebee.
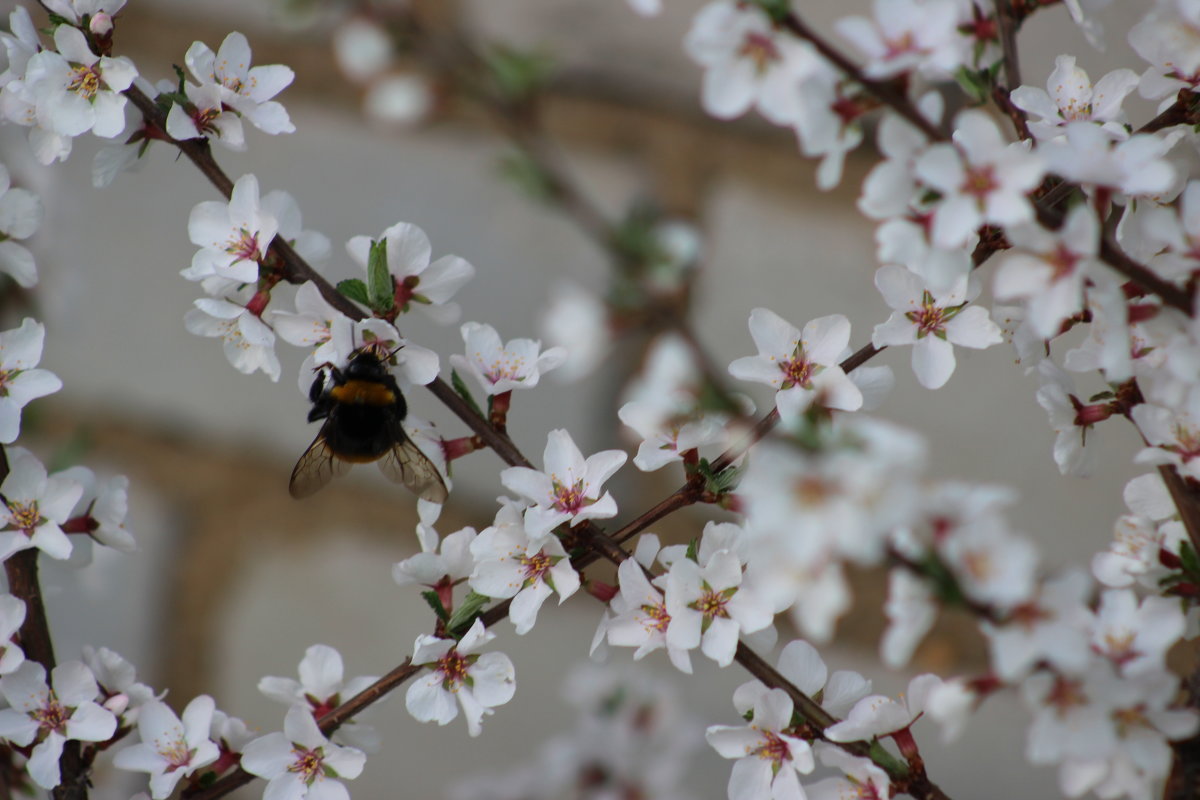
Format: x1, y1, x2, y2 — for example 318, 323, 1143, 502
289, 346, 448, 502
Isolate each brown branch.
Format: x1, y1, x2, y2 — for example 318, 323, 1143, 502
994, 0, 1023, 99
0, 451, 87, 800
1158, 466, 1200, 569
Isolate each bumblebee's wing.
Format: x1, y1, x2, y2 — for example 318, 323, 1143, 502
289, 431, 352, 499
378, 435, 449, 503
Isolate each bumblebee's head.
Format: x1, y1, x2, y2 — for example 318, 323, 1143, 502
344, 345, 392, 380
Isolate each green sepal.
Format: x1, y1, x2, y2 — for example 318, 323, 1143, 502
366, 238, 394, 313
447, 591, 491, 636
685, 538, 700, 563
421, 590, 450, 622
337, 279, 370, 306
197, 771, 218, 788
954, 64, 1000, 105
451, 369, 486, 420
1180, 540, 1200, 578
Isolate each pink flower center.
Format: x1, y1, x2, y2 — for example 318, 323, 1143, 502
1044, 676, 1087, 715
1168, 423, 1200, 462
961, 165, 998, 200
793, 475, 834, 507
739, 32, 780, 73
779, 352, 816, 389
32, 699, 68, 735
640, 602, 671, 633
159, 737, 195, 772
1100, 629, 1136, 663
883, 30, 917, 59
288, 746, 326, 785
6, 500, 41, 536
436, 649, 469, 689
225, 229, 262, 262
551, 480, 588, 515
906, 292, 961, 338
751, 730, 791, 767
479, 354, 527, 385
521, 551, 553, 583
68, 65, 102, 99
690, 586, 731, 620
194, 106, 223, 136
1048, 244, 1080, 282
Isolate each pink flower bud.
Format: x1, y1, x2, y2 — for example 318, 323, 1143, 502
90, 13, 113, 37
104, 692, 130, 716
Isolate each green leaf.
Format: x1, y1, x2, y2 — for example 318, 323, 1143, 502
421, 590, 450, 622
685, 538, 699, 562
337, 279, 370, 306
483, 45, 555, 103
451, 369, 486, 419
366, 239, 394, 313
447, 591, 491, 635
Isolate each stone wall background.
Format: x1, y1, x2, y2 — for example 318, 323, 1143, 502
0, 0, 1169, 797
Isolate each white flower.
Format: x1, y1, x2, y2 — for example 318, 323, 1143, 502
664, 550, 773, 667
500, 429, 627, 538
605, 556, 694, 674
1038, 124, 1183, 198
0, 447, 81, 562
166, 81, 246, 151
1010, 55, 1137, 141
270, 282, 354, 394
0, 163, 42, 288
1090, 589, 1185, 677
834, 0, 963, 79
469, 504, 580, 635
184, 298, 281, 382
241, 705, 366, 800
729, 308, 862, 416
914, 110, 1044, 248
706, 688, 815, 800
1093, 474, 1183, 589
258, 644, 379, 751
0, 78, 74, 165
41, 0, 127, 25
362, 74, 434, 127
0, 318, 61, 443
993, 205, 1100, 339
982, 569, 1093, 681
807, 744, 892, 800
0, 7, 41, 89
394, 526, 477, 587
184, 32, 295, 134
684, 1, 819, 125
1129, 0, 1200, 99
880, 568, 936, 668
346, 222, 475, 324
0, 661, 116, 789
22, 25, 136, 138
60, 467, 135, 554
406, 619, 516, 737
871, 265, 1002, 390
112, 696, 219, 799
825, 674, 942, 742
1034, 361, 1099, 477
449, 322, 566, 396
0, 595, 24, 676
185, 173, 278, 284
81, 645, 156, 723
618, 333, 730, 471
